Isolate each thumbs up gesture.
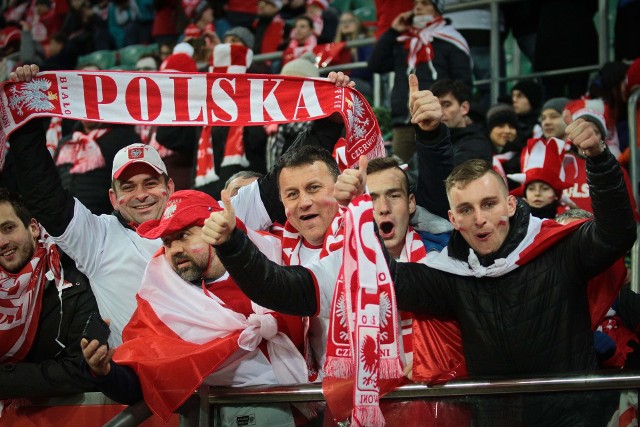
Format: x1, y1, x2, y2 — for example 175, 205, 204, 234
408, 74, 442, 131
334, 155, 368, 206
202, 190, 237, 246
563, 110, 606, 157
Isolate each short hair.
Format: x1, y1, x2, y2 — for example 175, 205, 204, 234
367, 157, 410, 195
431, 78, 471, 104
445, 159, 507, 198
276, 145, 340, 188
0, 188, 34, 228
224, 170, 263, 189
295, 15, 314, 29
555, 208, 593, 223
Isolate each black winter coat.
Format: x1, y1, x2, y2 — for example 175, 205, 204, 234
0, 253, 99, 398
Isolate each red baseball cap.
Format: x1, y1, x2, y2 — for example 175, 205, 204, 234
137, 190, 222, 239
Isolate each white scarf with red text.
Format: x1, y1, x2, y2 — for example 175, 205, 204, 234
325, 194, 403, 427
0, 71, 385, 175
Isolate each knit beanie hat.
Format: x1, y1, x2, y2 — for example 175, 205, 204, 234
511, 79, 543, 110
280, 52, 319, 78
486, 104, 519, 131
224, 27, 255, 49
160, 53, 198, 72
541, 97, 569, 114
173, 42, 195, 57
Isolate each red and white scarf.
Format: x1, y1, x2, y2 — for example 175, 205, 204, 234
114, 244, 306, 422
1, 71, 384, 172
324, 194, 403, 427
45, 116, 62, 157
54, 128, 108, 174
397, 16, 470, 77
0, 229, 70, 363
396, 227, 427, 364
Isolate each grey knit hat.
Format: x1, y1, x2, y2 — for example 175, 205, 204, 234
542, 97, 569, 114
224, 27, 255, 49
281, 52, 319, 78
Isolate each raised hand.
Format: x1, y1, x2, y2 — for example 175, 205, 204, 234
202, 189, 237, 246
334, 155, 368, 206
408, 74, 442, 132
327, 71, 356, 89
9, 64, 40, 82
563, 110, 605, 157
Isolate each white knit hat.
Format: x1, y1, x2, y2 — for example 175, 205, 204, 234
280, 52, 319, 78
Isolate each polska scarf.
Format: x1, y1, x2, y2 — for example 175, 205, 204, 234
397, 16, 470, 77
0, 229, 70, 363
324, 194, 403, 427
0, 71, 384, 172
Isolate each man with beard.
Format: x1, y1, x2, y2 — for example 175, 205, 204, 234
0, 188, 98, 399
81, 190, 305, 425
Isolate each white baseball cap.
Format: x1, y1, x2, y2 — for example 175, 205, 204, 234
112, 144, 167, 180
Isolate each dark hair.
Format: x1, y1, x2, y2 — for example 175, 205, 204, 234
445, 159, 507, 197
276, 145, 340, 188
0, 188, 34, 228
555, 208, 593, 223
431, 78, 471, 104
367, 157, 410, 195
295, 15, 314, 29
224, 170, 263, 189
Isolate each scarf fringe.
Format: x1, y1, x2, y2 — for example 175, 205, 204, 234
353, 405, 385, 427
379, 358, 403, 380
220, 154, 250, 168
324, 356, 354, 378
194, 170, 220, 186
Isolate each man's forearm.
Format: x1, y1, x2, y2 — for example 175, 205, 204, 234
215, 229, 319, 316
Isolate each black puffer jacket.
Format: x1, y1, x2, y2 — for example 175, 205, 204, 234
214, 148, 636, 378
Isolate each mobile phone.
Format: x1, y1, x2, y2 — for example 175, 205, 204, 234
82, 312, 111, 347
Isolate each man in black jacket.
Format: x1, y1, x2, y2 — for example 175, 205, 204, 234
431, 78, 492, 165
0, 189, 98, 399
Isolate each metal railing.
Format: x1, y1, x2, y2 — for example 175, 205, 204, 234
99, 371, 640, 425
629, 87, 640, 292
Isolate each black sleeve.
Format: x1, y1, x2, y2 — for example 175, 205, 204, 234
155, 125, 198, 154
83, 361, 144, 405
563, 150, 637, 279
391, 260, 457, 318
617, 287, 640, 333
257, 117, 344, 225
415, 123, 454, 220
215, 228, 319, 316
9, 118, 75, 237
367, 28, 400, 74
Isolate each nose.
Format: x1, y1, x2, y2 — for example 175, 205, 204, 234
473, 210, 487, 227
375, 198, 391, 216
166, 239, 183, 257
299, 192, 313, 209
132, 185, 150, 201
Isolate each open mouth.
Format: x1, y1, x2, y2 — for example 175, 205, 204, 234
134, 203, 155, 211
378, 221, 394, 237
300, 213, 319, 221
476, 232, 491, 241
1, 248, 16, 257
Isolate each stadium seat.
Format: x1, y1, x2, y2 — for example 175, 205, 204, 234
76, 50, 117, 70
118, 43, 159, 67
331, 0, 352, 13
352, 5, 376, 28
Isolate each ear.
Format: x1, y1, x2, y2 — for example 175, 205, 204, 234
461, 100, 470, 116
507, 195, 517, 217
28, 218, 39, 240
108, 188, 119, 211
166, 178, 176, 195
408, 193, 416, 215
448, 209, 458, 229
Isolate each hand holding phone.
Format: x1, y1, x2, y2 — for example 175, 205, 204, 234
82, 312, 111, 347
